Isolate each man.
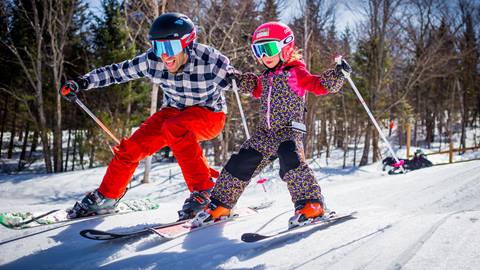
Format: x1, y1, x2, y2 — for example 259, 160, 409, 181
61, 13, 233, 220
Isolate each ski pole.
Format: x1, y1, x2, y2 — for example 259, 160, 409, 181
338, 57, 405, 173
74, 99, 121, 145
232, 79, 250, 139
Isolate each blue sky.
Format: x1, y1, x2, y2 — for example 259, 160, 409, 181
280, 0, 363, 32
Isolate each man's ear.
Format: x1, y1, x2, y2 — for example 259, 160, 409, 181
181, 51, 189, 64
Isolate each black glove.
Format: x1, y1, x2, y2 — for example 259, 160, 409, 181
60, 77, 89, 102
335, 59, 352, 76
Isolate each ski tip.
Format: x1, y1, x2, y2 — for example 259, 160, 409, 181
80, 229, 123, 241
241, 233, 268, 243
0, 214, 22, 229
345, 211, 358, 217
249, 200, 274, 211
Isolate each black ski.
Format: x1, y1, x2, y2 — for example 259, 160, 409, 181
80, 220, 189, 240
241, 211, 357, 243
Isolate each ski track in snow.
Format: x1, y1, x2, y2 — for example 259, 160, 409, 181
0, 160, 479, 269
390, 209, 480, 270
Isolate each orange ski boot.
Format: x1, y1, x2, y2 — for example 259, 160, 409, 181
192, 203, 231, 227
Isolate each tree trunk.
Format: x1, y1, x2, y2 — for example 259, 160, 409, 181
326, 112, 334, 163
320, 111, 327, 156
143, 83, 159, 183
342, 95, 348, 169
304, 99, 317, 159
477, 85, 480, 125
0, 95, 9, 157
35, 3, 52, 173
221, 120, 230, 163
413, 89, 419, 147
64, 128, 71, 171
71, 129, 77, 171
38, 103, 52, 172
425, 108, 434, 148
89, 144, 95, 168
29, 130, 39, 160
123, 82, 132, 138
18, 122, 30, 170
53, 90, 63, 172
360, 123, 372, 166
372, 129, 380, 162
413, 118, 418, 147
438, 113, 444, 150
79, 131, 85, 170
459, 79, 467, 152
36, 51, 52, 172
212, 136, 222, 166
7, 100, 18, 159
18, 124, 24, 142
315, 120, 320, 158
353, 122, 359, 167
88, 129, 95, 168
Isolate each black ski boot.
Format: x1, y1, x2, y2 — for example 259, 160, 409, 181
68, 189, 120, 219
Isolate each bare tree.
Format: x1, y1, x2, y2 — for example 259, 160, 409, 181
46, 0, 77, 172
2, 0, 53, 172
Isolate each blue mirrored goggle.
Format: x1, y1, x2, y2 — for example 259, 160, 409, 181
151, 39, 184, 57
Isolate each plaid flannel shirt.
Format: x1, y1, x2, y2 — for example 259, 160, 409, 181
82, 43, 234, 113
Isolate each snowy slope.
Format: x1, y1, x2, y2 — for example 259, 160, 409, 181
0, 159, 479, 270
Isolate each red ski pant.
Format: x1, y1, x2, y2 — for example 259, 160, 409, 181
98, 106, 226, 199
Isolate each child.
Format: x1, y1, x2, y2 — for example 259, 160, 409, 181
193, 22, 351, 228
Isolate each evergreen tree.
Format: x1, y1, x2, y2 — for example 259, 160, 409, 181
262, 0, 279, 21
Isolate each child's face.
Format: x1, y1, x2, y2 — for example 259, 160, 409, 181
261, 54, 280, 69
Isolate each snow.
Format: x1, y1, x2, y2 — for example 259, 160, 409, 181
0, 158, 480, 270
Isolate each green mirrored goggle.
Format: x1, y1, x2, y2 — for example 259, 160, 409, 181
251, 35, 294, 58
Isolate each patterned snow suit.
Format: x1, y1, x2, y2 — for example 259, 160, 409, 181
211, 59, 345, 209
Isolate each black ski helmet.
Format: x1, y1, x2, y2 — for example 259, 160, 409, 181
148, 12, 196, 42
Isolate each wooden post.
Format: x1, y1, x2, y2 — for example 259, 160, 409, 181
406, 122, 411, 159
